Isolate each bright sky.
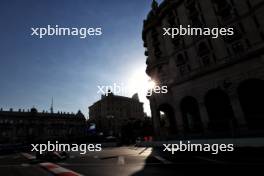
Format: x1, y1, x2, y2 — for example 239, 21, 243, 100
0, 0, 163, 117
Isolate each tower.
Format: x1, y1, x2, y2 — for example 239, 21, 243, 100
50, 97, 54, 113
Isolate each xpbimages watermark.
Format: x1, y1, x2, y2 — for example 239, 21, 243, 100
30, 25, 102, 39
97, 83, 168, 96
163, 141, 234, 155
163, 25, 234, 39
31, 141, 102, 154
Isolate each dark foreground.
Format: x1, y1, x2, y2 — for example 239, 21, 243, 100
0, 146, 263, 176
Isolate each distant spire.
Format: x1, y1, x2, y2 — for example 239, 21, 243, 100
50, 97, 54, 113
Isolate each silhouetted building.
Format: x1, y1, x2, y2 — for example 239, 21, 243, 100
89, 93, 145, 136
143, 0, 264, 139
0, 108, 86, 144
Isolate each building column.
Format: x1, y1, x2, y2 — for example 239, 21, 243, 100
173, 106, 185, 136
230, 93, 248, 132
199, 102, 210, 133
149, 97, 161, 139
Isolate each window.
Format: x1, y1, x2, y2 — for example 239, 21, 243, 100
175, 54, 186, 66
212, 0, 233, 20
198, 42, 210, 57
232, 42, 244, 54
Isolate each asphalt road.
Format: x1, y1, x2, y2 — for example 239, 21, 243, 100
0, 153, 49, 176
0, 146, 263, 176
0, 147, 202, 176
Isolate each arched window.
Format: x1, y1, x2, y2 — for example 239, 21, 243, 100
238, 79, 264, 130
205, 89, 235, 132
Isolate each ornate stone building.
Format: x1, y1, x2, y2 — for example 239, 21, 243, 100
0, 108, 86, 144
89, 93, 145, 136
143, 0, 264, 139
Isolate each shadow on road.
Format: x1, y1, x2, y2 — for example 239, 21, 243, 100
130, 147, 264, 176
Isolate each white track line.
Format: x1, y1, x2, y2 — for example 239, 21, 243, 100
40, 162, 83, 176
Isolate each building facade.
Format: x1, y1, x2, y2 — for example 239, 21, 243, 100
0, 108, 86, 144
143, 0, 264, 139
89, 93, 145, 136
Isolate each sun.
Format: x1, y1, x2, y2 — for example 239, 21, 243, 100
127, 70, 155, 96
147, 80, 156, 90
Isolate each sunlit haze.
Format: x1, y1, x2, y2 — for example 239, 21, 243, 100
0, 0, 155, 117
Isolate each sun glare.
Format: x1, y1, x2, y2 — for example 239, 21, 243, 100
125, 67, 152, 116
147, 80, 156, 89
127, 69, 151, 95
